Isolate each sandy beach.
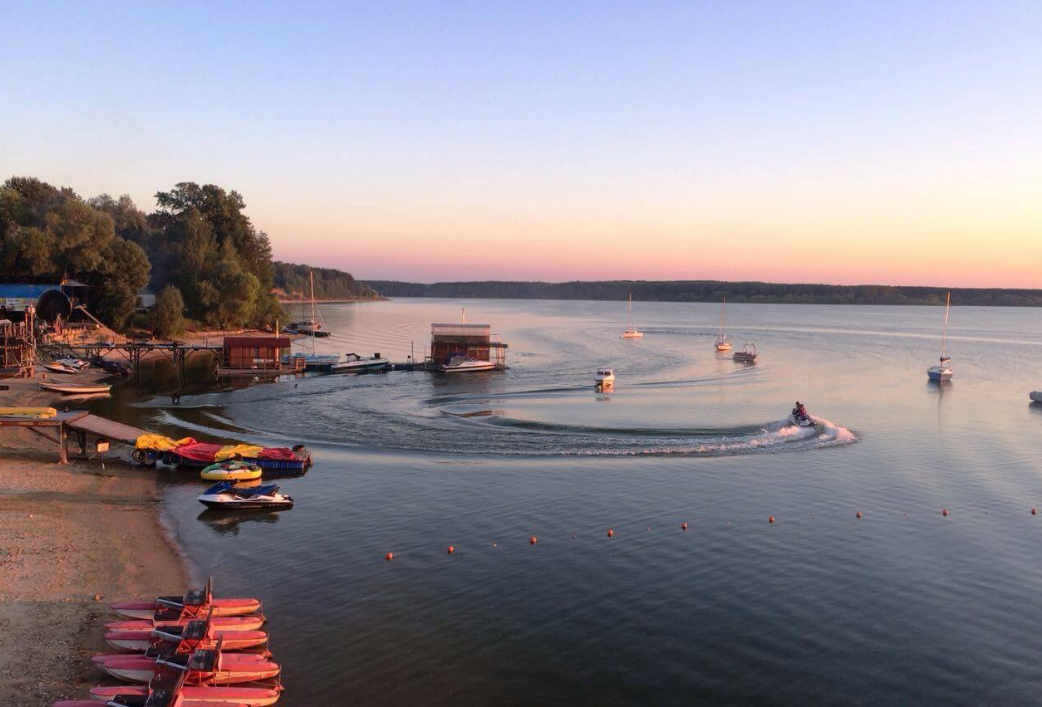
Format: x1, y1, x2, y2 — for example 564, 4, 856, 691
0, 373, 185, 707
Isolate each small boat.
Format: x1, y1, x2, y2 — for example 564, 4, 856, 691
285, 270, 331, 338
58, 357, 90, 370
105, 619, 269, 654
732, 343, 758, 363
927, 292, 954, 382
111, 579, 260, 621
38, 381, 112, 395
89, 679, 282, 707
93, 637, 281, 685
198, 482, 294, 511
44, 361, 79, 374
595, 368, 615, 385
439, 355, 497, 373
282, 351, 341, 370
1030, 391, 1042, 403
331, 352, 390, 374
715, 297, 732, 351
200, 461, 263, 482
622, 293, 643, 339
57, 672, 253, 707
106, 613, 266, 633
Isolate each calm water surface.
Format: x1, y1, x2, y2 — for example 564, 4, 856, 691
106, 299, 1042, 705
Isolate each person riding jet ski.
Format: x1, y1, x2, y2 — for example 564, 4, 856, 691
790, 401, 812, 426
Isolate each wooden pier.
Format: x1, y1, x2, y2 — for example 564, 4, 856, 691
0, 411, 148, 464
39, 341, 222, 380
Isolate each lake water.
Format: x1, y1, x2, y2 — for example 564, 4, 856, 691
113, 299, 1042, 705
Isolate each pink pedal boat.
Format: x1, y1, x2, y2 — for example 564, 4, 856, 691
106, 613, 268, 654
111, 579, 261, 620
89, 684, 281, 707
106, 614, 266, 633
56, 672, 256, 707
94, 637, 281, 685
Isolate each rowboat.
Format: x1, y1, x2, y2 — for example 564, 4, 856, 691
112, 579, 261, 620
622, 293, 643, 339
38, 381, 112, 395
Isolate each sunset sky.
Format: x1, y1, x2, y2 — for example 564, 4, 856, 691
3, 1, 1041, 287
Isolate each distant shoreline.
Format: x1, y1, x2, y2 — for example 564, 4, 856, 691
278, 297, 387, 304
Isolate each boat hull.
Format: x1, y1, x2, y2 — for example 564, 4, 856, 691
927, 367, 953, 382
1031, 391, 1042, 403
106, 615, 265, 632
104, 629, 269, 653
93, 653, 280, 684
89, 684, 281, 706
56, 701, 243, 707
111, 598, 261, 620
331, 361, 390, 373
198, 496, 294, 511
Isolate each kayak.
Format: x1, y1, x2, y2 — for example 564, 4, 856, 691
200, 461, 262, 482
88, 684, 282, 707
93, 649, 280, 684
44, 362, 78, 374
106, 614, 266, 633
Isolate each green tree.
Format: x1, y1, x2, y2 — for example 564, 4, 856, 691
152, 285, 185, 338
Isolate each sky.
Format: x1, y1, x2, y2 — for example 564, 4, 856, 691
2, 0, 1041, 287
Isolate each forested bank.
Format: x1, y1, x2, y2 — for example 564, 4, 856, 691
273, 262, 381, 301
364, 280, 1042, 307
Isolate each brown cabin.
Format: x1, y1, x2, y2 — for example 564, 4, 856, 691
220, 335, 301, 374
429, 323, 507, 367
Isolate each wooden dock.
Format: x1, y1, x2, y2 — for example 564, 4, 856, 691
0, 411, 147, 464
39, 341, 222, 380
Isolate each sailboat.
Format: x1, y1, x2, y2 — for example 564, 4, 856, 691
927, 292, 953, 382
622, 294, 643, 339
715, 297, 732, 351
283, 271, 339, 370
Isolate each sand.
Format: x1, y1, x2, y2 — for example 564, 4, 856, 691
0, 373, 185, 706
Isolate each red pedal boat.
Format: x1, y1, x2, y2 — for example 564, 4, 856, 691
93, 637, 280, 685
106, 612, 268, 654
106, 614, 265, 633
89, 684, 281, 707
112, 578, 261, 620
56, 672, 256, 707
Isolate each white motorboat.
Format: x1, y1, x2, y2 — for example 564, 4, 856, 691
38, 381, 112, 395
283, 351, 341, 370
198, 482, 294, 511
733, 343, 758, 363
58, 357, 90, 370
44, 362, 78, 374
439, 355, 496, 373
927, 292, 954, 382
715, 297, 732, 351
331, 353, 390, 374
595, 367, 615, 385
622, 294, 643, 339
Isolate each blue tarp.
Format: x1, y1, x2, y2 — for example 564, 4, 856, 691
0, 284, 60, 299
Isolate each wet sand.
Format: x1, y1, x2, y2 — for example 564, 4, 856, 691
0, 374, 185, 706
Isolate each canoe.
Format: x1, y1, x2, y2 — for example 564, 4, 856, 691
93, 651, 280, 684
112, 597, 261, 620
104, 628, 269, 653
106, 614, 266, 633
38, 381, 112, 395
88, 684, 282, 707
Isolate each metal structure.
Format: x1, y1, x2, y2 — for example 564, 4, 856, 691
39, 340, 222, 381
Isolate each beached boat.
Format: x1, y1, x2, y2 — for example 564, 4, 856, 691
200, 461, 263, 482
57, 672, 251, 706
732, 343, 758, 363
1031, 391, 1042, 403
89, 683, 282, 707
198, 482, 294, 511
38, 381, 112, 395
439, 355, 497, 373
44, 361, 79, 374
927, 292, 954, 382
106, 613, 266, 633
331, 352, 389, 374
715, 297, 732, 351
111, 580, 261, 621
595, 368, 615, 385
105, 620, 269, 654
622, 294, 643, 339
93, 638, 281, 685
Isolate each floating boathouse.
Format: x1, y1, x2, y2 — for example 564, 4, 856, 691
428, 323, 508, 369
219, 335, 303, 377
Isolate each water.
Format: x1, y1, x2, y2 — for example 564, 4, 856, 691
119, 299, 1042, 705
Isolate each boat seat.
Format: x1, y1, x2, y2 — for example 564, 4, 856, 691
187, 649, 218, 672
183, 589, 206, 606
181, 620, 208, 640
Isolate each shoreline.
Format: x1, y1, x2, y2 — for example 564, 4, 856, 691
0, 371, 187, 706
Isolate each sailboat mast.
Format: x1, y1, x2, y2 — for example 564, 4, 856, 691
719, 296, 726, 336
940, 291, 951, 358
627, 294, 632, 329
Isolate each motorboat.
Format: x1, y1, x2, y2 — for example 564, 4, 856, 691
198, 482, 294, 511
200, 461, 263, 482
38, 381, 112, 395
1030, 391, 1042, 403
439, 355, 496, 373
715, 296, 732, 351
595, 368, 615, 385
106, 613, 266, 633
282, 351, 340, 370
58, 357, 90, 370
111, 580, 261, 621
44, 361, 79, 374
331, 352, 390, 374
622, 293, 643, 339
732, 343, 758, 363
93, 638, 281, 685
105, 618, 269, 654
928, 292, 954, 382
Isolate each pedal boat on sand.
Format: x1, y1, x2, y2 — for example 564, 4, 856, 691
106, 612, 266, 633
106, 612, 268, 654
112, 579, 261, 620
198, 482, 294, 511
84, 672, 282, 707
93, 637, 280, 685
38, 380, 112, 395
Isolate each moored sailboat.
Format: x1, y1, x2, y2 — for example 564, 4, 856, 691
622, 294, 643, 339
927, 292, 954, 382
715, 296, 732, 351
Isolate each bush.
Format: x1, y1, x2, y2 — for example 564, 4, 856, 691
153, 286, 186, 338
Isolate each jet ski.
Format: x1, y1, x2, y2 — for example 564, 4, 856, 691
787, 412, 815, 428
197, 482, 294, 511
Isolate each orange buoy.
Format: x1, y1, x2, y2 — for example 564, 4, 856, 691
385, 552, 394, 561
942, 508, 949, 517
607, 528, 614, 538
1032, 508, 1037, 516
855, 511, 863, 519
447, 545, 455, 554
530, 536, 538, 545
768, 515, 775, 524
681, 522, 688, 531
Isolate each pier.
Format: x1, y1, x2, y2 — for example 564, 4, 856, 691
39, 341, 223, 380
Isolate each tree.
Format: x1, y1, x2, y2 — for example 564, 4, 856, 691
152, 286, 185, 338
